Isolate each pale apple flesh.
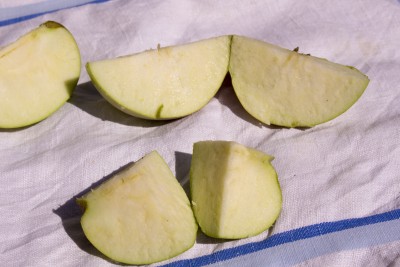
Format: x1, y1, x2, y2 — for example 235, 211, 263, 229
190, 141, 282, 239
86, 35, 231, 120
77, 151, 198, 265
0, 21, 81, 128
229, 35, 369, 127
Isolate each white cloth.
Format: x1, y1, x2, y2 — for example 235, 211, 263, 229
1, 0, 399, 266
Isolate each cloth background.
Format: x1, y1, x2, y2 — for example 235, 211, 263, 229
0, 0, 399, 266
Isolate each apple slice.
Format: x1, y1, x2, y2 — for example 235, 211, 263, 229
190, 141, 282, 239
86, 36, 231, 120
229, 35, 369, 127
0, 21, 81, 128
77, 151, 197, 265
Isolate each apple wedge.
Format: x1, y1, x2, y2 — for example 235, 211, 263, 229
0, 21, 81, 128
190, 141, 282, 239
77, 151, 197, 265
86, 35, 231, 120
229, 35, 369, 127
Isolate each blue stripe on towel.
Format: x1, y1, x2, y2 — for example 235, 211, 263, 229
0, 0, 110, 27
162, 209, 400, 267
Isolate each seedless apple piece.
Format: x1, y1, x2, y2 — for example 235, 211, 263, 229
0, 21, 81, 128
190, 141, 282, 239
229, 35, 370, 127
86, 35, 231, 120
77, 151, 197, 265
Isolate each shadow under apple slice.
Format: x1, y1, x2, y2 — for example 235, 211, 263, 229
174, 151, 193, 197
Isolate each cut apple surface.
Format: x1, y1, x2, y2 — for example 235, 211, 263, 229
190, 141, 282, 239
229, 35, 369, 127
0, 21, 81, 128
77, 151, 197, 265
86, 35, 231, 120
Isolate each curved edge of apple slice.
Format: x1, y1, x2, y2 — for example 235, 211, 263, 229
229, 35, 370, 128
86, 35, 232, 120
0, 21, 81, 129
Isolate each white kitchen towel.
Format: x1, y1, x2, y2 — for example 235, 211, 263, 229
0, 0, 399, 266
